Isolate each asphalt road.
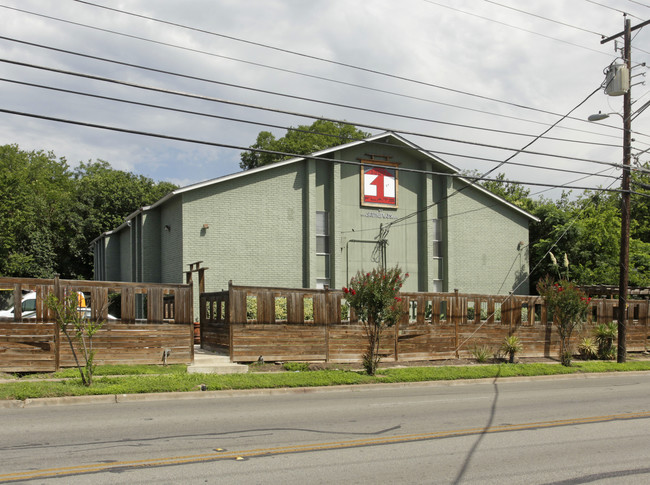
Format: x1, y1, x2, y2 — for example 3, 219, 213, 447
2, 373, 650, 484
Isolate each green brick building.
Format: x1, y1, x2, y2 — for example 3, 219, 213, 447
93, 132, 537, 304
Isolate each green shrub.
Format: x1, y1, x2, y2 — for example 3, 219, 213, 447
246, 296, 314, 321
471, 345, 491, 363
246, 296, 257, 320
283, 362, 310, 372
501, 335, 522, 363
467, 306, 501, 321
578, 337, 598, 360
340, 301, 349, 321
594, 322, 617, 360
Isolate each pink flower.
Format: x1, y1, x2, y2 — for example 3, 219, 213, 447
405, 273, 410, 278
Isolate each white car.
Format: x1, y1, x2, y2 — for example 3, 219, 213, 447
0, 291, 116, 320
0, 291, 37, 318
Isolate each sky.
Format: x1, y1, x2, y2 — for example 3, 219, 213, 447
1, 0, 649, 198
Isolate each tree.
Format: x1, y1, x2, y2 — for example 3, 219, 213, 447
537, 276, 591, 366
631, 161, 650, 244
0, 145, 177, 280
68, 161, 177, 279
46, 291, 105, 386
475, 172, 536, 213
0, 145, 74, 278
240, 120, 371, 170
344, 266, 408, 375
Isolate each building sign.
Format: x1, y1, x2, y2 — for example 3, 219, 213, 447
361, 162, 398, 208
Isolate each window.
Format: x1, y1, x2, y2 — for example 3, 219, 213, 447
432, 218, 443, 292
432, 218, 442, 258
316, 278, 330, 289
316, 211, 330, 255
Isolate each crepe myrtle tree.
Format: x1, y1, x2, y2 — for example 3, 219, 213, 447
343, 266, 408, 375
537, 276, 591, 366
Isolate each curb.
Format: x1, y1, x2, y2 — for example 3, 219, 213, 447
2, 370, 649, 409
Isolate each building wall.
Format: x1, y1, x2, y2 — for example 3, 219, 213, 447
141, 210, 161, 283
181, 161, 307, 292
118, 228, 131, 282
160, 196, 183, 284
94, 136, 534, 301
334, 142, 448, 293
446, 178, 530, 294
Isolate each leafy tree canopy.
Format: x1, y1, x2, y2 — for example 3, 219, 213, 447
473, 172, 650, 289
240, 120, 371, 170
0, 145, 177, 280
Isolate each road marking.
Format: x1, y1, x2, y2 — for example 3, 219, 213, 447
2, 410, 649, 482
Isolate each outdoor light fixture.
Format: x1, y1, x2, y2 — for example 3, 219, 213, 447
587, 111, 617, 121
164, 224, 171, 231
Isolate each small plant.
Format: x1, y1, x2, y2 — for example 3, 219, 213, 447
501, 335, 522, 363
471, 345, 491, 363
594, 322, 617, 360
578, 337, 598, 360
283, 362, 310, 372
46, 292, 105, 387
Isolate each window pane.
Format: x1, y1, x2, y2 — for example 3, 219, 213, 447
316, 211, 329, 235
432, 218, 441, 241
317, 235, 329, 254
432, 241, 442, 258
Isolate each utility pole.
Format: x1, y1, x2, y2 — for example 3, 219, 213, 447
600, 18, 632, 363
596, 17, 650, 362
618, 18, 631, 364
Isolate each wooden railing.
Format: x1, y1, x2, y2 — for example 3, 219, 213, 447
200, 283, 650, 363
0, 276, 194, 372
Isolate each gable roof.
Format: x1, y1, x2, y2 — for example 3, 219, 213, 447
92, 131, 538, 243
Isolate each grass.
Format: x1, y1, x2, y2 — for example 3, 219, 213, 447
2, 360, 650, 401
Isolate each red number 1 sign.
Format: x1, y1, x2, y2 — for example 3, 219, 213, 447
361, 163, 398, 207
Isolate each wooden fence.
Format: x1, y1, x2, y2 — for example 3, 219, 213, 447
200, 282, 650, 363
0, 276, 194, 373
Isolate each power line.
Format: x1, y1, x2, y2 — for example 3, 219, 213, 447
0, 35, 626, 149
483, 0, 605, 37
5, 2, 609, 120
423, 0, 616, 54
584, 0, 644, 19
0, 107, 629, 194
4, 7, 647, 146
481, 85, 602, 178
625, 0, 650, 9
0, 75, 621, 181
1, 57, 628, 170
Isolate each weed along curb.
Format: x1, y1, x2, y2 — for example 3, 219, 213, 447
3, 370, 650, 409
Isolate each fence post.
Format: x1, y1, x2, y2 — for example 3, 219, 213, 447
454, 289, 460, 358
324, 286, 330, 363
53, 274, 61, 371
228, 280, 234, 363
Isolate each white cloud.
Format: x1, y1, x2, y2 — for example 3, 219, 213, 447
0, 0, 648, 194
